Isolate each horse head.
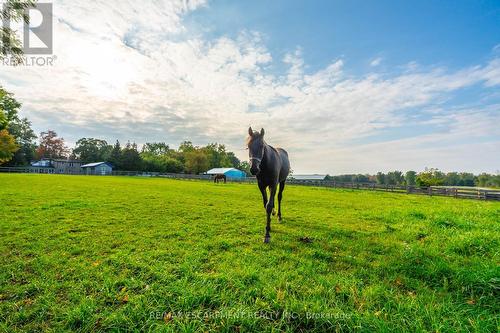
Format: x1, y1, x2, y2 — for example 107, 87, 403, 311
247, 127, 265, 175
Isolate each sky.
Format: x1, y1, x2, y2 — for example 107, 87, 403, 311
1, 0, 499, 174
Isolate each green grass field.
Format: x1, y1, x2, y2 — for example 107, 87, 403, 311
0, 174, 499, 332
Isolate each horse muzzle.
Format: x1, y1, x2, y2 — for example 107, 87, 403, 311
250, 166, 260, 176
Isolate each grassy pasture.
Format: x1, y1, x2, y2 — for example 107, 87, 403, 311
0, 174, 499, 332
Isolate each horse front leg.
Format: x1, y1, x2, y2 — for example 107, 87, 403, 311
258, 182, 268, 209
264, 184, 278, 243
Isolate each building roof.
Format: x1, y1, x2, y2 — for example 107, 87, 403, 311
81, 162, 112, 168
53, 159, 82, 163
31, 160, 54, 167
206, 168, 240, 174
290, 174, 327, 180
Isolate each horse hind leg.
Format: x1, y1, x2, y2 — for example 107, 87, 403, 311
277, 181, 285, 222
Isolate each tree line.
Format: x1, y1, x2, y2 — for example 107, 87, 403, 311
325, 169, 500, 188
4, 127, 250, 175
71, 138, 250, 174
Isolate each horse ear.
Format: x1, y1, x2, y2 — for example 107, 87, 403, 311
260, 128, 265, 137
248, 127, 253, 136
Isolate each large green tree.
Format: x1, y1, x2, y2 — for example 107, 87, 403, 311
0, 105, 7, 129
141, 154, 184, 173
444, 172, 461, 186
141, 142, 170, 156
109, 140, 122, 169
405, 171, 417, 186
416, 169, 445, 187
375, 172, 386, 185
0, 87, 36, 165
1, 0, 36, 65
120, 141, 142, 171
476, 173, 500, 188
6, 117, 36, 165
457, 173, 475, 187
203, 143, 233, 169
0, 86, 28, 164
140, 142, 184, 173
178, 141, 195, 153
0, 129, 18, 163
0, 86, 21, 122
184, 150, 209, 174
386, 171, 404, 185
238, 161, 251, 175
73, 138, 112, 164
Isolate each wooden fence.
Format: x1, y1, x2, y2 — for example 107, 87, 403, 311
282, 180, 500, 201
1, 167, 499, 201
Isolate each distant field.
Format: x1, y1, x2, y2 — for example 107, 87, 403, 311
0, 174, 499, 332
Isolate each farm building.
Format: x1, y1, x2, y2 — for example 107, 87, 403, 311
206, 168, 246, 179
289, 174, 328, 181
81, 162, 113, 175
30, 159, 55, 174
30, 159, 83, 174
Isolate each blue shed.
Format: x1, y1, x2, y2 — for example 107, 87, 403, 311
81, 162, 113, 175
206, 168, 246, 179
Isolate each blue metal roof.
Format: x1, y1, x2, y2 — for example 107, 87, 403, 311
206, 168, 238, 174
206, 168, 246, 178
81, 162, 112, 168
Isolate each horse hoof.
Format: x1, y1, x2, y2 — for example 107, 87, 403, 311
278, 217, 282, 222
272, 209, 276, 216
264, 237, 270, 243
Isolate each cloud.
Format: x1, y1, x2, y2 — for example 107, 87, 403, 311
370, 57, 382, 67
0, 0, 499, 174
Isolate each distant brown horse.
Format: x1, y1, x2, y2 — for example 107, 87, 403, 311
214, 174, 227, 184
247, 127, 290, 243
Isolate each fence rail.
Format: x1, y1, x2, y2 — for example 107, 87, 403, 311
1, 167, 499, 201
277, 179, 500, 201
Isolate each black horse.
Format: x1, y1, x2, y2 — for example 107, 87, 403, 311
213, 174, 227, 184
247, 127, 290, 243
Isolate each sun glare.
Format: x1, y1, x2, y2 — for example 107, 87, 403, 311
72, 42, 138, 100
